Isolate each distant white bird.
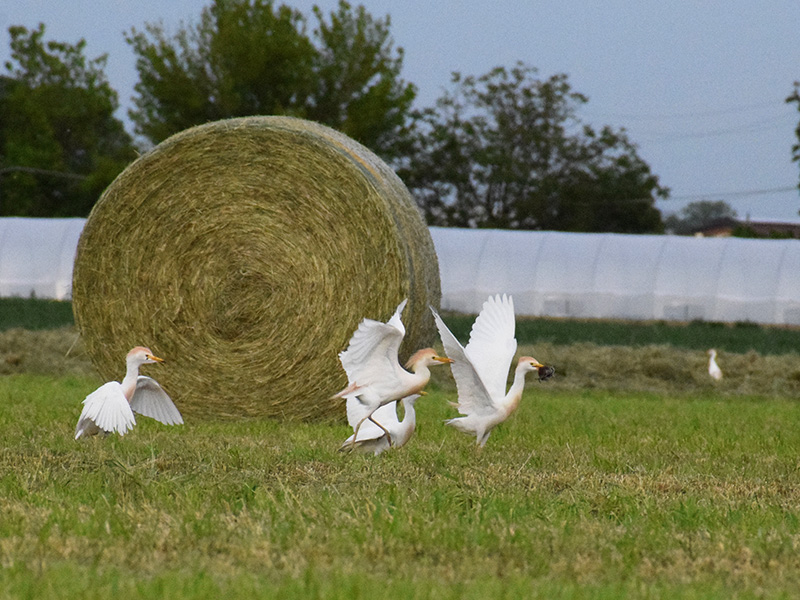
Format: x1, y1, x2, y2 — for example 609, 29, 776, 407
431, 294, 553, 447
708, 349, 723, 381
75, 346, 183, 439
340, 394, 421, 455
333, 299, 452, 448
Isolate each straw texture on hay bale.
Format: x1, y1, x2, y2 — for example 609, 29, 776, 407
72, 116, 440, 421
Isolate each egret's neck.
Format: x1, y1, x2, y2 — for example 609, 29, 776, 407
502, 365, 529, 415
121, 360, 141, 401
405, 363, 432, 396
400, 398, 417, 426
395, 398, 418, 447
513, 364, 531, 394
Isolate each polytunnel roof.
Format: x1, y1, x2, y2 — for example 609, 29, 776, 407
430, 227, 800, 326
0, 217, 86, 300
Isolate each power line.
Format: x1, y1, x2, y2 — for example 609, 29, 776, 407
564, 186, 798, 206
585, 100, 786, 121
665, 185, 798, 202
631, 116, 791, 142
0, 166, 87, 180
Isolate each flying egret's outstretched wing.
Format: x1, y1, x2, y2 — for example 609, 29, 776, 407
464, 294, 517, 402
129, 376, 184, 426
336, 299, 408, 394
75, 381, 136, 438
431, 307, 495, 415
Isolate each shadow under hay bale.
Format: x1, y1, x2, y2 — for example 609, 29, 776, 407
72, 116, 440, 421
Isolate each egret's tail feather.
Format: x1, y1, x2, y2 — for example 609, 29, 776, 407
331, 381, 363, 399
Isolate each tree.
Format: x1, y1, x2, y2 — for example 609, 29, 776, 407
0, 24, 135, 216
308, 2, 415, 160
126, 0, 415, 158
663, 200, 737, 235
126, 1, 315, 144
399, 63, 667, 232
787, 80, 800, 199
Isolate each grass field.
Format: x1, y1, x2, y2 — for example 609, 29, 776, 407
2, 374, 800, 599
1, 301, 800, 598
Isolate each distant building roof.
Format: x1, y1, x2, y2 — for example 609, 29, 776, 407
692, 218, 800, 239
691, 218, 739, 237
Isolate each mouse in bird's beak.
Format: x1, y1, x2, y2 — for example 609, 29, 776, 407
537, 365, 555, 381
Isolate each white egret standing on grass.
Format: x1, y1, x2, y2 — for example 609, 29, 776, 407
340, 394, 421, 455
75, 346, 183, 439
708, 349, 723, 381
431, 294, 554, 447
333, 299, 452, 448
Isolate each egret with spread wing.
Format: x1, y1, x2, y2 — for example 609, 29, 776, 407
333, 299, 452, 448
340, 394, 421, 455
75, 346, 183, 439
431, 294, 553, 447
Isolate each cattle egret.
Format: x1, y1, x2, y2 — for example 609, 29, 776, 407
340, 394, 421, 455
75, 346, 183, 439
333, 299, 452, 447
708, 349, 723, 381
431, 294, 553, 447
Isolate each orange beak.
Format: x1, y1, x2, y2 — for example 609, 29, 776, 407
147, 354, 165, 363
435, 356, 454, 364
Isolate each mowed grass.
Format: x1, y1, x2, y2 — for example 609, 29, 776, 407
2, 302, 800, 597
2, 357, 800, 598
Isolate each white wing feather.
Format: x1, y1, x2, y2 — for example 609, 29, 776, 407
431, 308, 495, 415
385, 299, 407, 335
337, 299, 408, 397
129, 376, 184, 426
464, 294, 517, 402
75, 381, 136, 437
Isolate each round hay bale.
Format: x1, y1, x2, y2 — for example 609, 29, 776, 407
72, 116, 440, 421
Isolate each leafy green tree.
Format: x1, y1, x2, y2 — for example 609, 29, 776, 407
308, 2, 415, 159
126, 1, 315, 144
663, 200, 738, 235
126, 0, 415, 159
399, 63, 667, 232
0, 24, 135, 216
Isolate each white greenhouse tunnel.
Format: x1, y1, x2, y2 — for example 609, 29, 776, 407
1, 218, 799, 326
0, 217, 85, 301
430, 227, 800, 326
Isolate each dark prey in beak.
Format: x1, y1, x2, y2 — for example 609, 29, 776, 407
537, 365, 555, 381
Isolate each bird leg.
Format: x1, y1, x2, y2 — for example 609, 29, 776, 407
368, 415, 393, 447
350, 416, 368, 449
477, 430, 490, 448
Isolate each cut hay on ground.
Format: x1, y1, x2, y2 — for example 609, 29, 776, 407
72, 116, 440, 421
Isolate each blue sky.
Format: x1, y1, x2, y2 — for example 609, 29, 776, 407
3, 1, 799, 221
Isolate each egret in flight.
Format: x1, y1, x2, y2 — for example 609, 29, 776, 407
431, 294, 554, 447
340, 394, 421, 455
333, 299, 452, 448
75, 346, 183, 439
